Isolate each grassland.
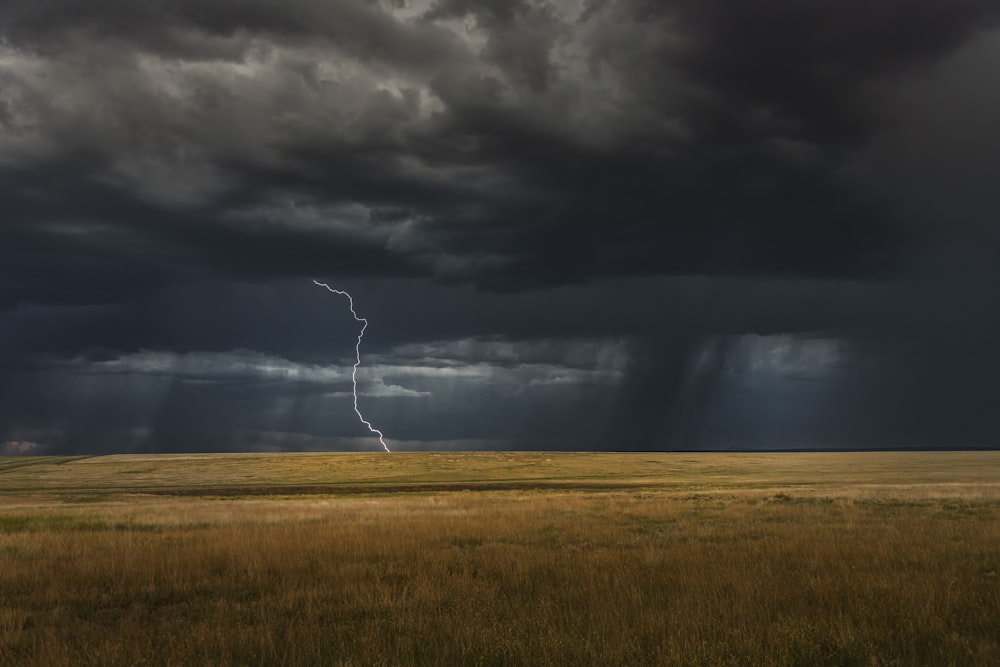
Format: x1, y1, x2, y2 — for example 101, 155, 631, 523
1, 451, 999, 666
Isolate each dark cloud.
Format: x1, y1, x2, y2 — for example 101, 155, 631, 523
1, 1, 999, 452
3, 0, 998, 299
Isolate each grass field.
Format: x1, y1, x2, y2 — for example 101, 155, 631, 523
1, 451, 999, 665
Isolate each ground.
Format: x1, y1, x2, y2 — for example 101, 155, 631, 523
2, 451, 999, 665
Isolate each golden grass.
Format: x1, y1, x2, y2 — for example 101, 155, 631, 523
1, 452, 999, 666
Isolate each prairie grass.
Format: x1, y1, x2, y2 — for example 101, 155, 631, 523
1, 452, 999, 666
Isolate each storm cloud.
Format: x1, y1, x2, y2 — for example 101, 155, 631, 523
2, 0, 999, 452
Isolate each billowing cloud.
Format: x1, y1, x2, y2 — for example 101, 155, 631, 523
3, 0, 1000, 306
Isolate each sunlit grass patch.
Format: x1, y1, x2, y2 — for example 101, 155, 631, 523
1, 452, 999, 665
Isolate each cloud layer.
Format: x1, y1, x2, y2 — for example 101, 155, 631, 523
2, 1, 999, 452
4, 0, 999, 300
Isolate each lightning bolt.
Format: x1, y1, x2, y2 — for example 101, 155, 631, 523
313, 279, 390, 453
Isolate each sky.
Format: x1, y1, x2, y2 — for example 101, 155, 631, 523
2, 0, 1000, 454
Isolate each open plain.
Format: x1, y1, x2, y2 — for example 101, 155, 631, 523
1, 451, 999, 666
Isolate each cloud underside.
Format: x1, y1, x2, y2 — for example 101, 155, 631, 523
2, 0, 999, 309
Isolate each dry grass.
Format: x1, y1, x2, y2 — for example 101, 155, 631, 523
1, 452, 999, 666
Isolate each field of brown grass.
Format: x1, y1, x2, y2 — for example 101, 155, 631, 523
2, 451, 999, 665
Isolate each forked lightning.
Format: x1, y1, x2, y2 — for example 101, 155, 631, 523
313, 279, 390, 452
